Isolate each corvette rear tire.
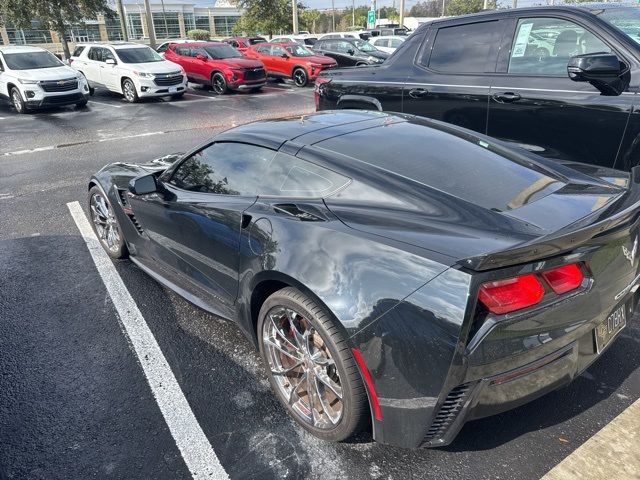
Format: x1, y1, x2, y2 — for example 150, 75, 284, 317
88, 186, 129, 259
258, 287, 368, 442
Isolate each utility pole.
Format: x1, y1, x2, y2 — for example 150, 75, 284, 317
331, 0, 335, 31
352, 0, 355, 27
441, 0, 445, 16
143, 0, 156, 48
513, 0, 517, 8
115, 0, 129, 41
399, 0, 405, 29
483, 0, 488, 9
292, 0, 299, 34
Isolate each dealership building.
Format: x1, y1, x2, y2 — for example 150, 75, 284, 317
0, 0, 242, 53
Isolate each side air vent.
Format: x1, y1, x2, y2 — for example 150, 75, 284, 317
423, 384, 471, 443
117, 189, 144, 234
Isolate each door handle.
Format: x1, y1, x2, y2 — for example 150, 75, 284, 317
408, 88, 429, 98
492, 92, 521, 103
99, 65, 105, 68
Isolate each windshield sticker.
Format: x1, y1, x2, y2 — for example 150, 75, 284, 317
512, 23, 534, 58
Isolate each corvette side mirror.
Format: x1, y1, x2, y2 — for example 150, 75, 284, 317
129, 174, 158, 195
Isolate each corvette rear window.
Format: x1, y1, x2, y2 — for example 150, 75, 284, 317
316, 122, 564, 212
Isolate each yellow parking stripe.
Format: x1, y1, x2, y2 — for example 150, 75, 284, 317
542, 398, 640, 480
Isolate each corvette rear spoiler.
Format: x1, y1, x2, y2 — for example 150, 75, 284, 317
462, 167, 640, 271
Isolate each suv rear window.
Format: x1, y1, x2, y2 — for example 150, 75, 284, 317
427, 20, 500, 73
72, 46, 86, 57
315, 121, 564, 212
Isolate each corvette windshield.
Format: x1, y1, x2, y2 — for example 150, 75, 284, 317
204, 45, 242, 59
354, 40, 376, 52
286, 45, 314, 57
3, 51, 63, 70
596, 7, 640, 45
117, 47, 163, 63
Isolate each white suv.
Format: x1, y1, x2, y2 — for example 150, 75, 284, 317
70, 42, 187, 103
0, 46, 90, 113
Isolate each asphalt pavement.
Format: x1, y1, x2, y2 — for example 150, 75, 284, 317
1, 81, 639, 480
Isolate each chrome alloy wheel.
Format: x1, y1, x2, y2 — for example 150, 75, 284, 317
90, 193, 121, 253
11, 89, 24, 112
262, 306, 344, 429
123, 80, 136, 102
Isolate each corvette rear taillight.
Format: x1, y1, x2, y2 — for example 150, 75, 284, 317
541, 263, 584, 294
479, 275, 544, 315
478, 263, 584, 315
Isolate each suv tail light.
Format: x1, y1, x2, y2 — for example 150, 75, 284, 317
314, 77, 331, 109
478, 263, 584, 315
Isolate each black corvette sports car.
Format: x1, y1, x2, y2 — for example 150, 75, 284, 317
88, 110, 639, 449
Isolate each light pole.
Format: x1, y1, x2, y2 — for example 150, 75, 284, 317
143, 0, 156, 48
292, 0, 299, 34
399, 0, 405, 29
352, 0, 355, 27
159, 0, 169, 39
115, 0, 129, 41
441, 0, 445, 16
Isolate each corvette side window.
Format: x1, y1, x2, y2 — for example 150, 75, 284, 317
260, 152, 350, 198
169, 142, 276, 196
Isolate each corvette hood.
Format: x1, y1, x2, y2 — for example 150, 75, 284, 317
95, 153, 182, 189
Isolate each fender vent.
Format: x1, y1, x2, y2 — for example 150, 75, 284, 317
423, 384, 471, 442
117, 189, 144, 235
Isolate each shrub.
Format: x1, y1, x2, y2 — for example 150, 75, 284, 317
187, 29, 210, 40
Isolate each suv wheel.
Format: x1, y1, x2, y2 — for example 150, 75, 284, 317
292, 67, 308, 87
122, 78, 139, 103
211, 72, 227, 95
10, 88, 26, 114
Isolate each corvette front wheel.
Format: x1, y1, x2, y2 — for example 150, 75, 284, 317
88, 186, 128, 259
258, 287, 368, 441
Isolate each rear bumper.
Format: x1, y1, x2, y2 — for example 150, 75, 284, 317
362, 290, 638, 450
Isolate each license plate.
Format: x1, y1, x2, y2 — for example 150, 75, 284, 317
169, 86, 178, 93
595, 304, 627, 352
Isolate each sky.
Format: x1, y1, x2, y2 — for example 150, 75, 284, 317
308, 0, 542, 10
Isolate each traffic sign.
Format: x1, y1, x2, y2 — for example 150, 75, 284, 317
367, 10, 376, 26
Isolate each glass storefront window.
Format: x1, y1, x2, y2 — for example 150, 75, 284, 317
153, 12, 180, 39
213, 16, 239, 36
126, 12, 144, 40
184, 13, 195, 32
195, 15, 210, 32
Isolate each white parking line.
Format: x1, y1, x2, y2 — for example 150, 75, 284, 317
542, 398, 640, 480
67, 201, 228, 480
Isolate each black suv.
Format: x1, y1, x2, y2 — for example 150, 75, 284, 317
316, 4, 640, 170
313, 38, 389, 67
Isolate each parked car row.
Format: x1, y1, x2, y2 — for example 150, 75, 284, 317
316, 4, 640, 172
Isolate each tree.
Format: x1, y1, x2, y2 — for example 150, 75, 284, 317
0, 0, 112, 60
445, 0, 495, 16
300, 9, 320, 33
233, 0, 302, 36
409, 1, 441, 17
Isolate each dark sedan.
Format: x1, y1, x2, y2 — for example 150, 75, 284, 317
313, 38, 388, 67
87, 111, 639, 449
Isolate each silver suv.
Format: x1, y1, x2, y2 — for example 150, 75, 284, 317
0, 46, 90, 113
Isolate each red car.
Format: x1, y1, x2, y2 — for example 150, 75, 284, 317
244, 42, 337, 87
222, 36, 267, 54
164, 41, 266, 94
